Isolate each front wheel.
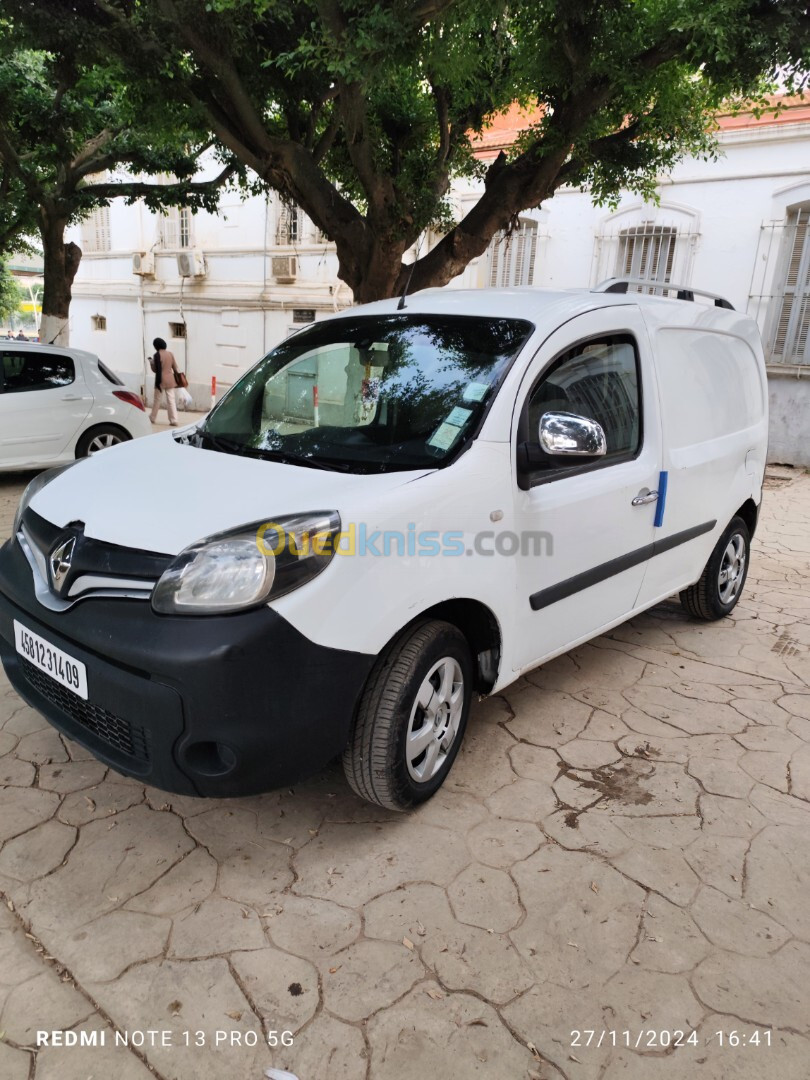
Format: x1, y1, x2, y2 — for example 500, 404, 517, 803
342, 619, 473, 810
679, 516, 751, 620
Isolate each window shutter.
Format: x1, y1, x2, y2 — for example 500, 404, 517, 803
772, 208, 810, 362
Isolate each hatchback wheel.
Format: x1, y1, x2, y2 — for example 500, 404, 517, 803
343, 619, 473, 810
679, 515, 751, 620
76, 425, 130, 458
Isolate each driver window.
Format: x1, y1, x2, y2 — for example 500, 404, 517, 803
528, 336, 641, 465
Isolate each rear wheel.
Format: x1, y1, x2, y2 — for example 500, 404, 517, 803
679, 516, 751, 620
76, 425, 130, 458
342, 619, 473, 810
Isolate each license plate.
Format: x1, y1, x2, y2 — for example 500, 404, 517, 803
14, 620, 88, 700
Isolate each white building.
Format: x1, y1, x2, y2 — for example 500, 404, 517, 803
67, 97, 810, 463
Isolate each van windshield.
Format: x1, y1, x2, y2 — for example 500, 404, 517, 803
199, 314, 532, 473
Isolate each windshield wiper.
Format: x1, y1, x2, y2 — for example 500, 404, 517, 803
197, 430, 351, 471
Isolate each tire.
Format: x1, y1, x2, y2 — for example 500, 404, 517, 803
342, 619, 473, 810
75, 425, 131, 458
679, 516, 751, 620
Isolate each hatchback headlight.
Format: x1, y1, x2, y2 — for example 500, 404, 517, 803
151, 511, 341, 615
13, 460, 82, 536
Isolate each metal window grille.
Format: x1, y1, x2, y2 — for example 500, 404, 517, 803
81, 207, 111, 253
769, 208, 810, 364
616, 225, 676, 293
489, 220, 538, 288
277, 202, 302, 245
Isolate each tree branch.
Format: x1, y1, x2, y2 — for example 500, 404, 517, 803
79, 162, 238, 203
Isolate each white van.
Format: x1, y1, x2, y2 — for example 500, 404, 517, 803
0, 281, 767, 809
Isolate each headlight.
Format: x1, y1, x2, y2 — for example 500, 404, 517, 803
151, 511, 341, 615
13, 461, 82, 536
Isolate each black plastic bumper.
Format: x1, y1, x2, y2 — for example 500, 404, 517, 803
0, 536, 374, 796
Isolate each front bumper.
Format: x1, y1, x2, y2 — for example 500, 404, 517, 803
0, 536, 374, 796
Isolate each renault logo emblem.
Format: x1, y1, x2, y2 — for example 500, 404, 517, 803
49, 536, 76, 593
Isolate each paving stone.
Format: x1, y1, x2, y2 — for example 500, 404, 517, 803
502, 982, 608, 1080
270, 1012, 367, 1080
745, 825, 810, 940
33, 1021, 155, 1080
466, 817, 544, 869
780, 693, 810, 720
551, 772, 605, 811
611, 845, 700, 906
623, 685, 749, 735
410, 788, 489, 833
86, 957, 272, 1080
684, 833, 747, 899
788, 742, 810, 800
0, 786, 59, 843
735, 726, 802, 753
37, 759, 107, 793
0, 819, 75, 881
580, 709, 632, 741
264, 893, 361, 959
57, 778, 143, 825
367, 984, 538, 1079
612, 814, 701, 850
557, 738, 622, 770
14, 725, 69, 764
484, 777, 558, 822
447, 863, 521, 932
292, 821, 472, 907
0, 968, 91, 1043
690, 885, 790, 956
230, 947, 319, 1031
739, 749, 791, 792
511, 845, 644, 988
124, 846, 217, 916
531, 642, 646, 692
170, 895, 267, 958
446, 721, 517, 797
749, 783, 810, 825
185, 807, 294, 904
363, 882, 533, 1005
23, 804, 195, 933
504, 686, 592, 746
508, 743, 562, 783
630, 893, 710, 973
541, 807, 630, 857
0, 904, 43, 985
688, 755, 754, 797
693, 941, 810, 1031
320, 939, 423, 1021
698, 794, 769, 836
0, 755, 35, 786
0, 1042, 30, 1080
57, 910, 170, 981
601, 968, 704, 1033
587, 760, 700, 818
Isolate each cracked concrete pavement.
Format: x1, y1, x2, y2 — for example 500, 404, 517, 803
0, 465, 808, 1080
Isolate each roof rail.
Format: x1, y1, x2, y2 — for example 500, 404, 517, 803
593, 277, 734, 310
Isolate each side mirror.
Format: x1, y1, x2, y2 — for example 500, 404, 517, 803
538, 411, 607, 457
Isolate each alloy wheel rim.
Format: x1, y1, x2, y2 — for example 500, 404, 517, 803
718, 533, 746, 604
87, 434, 122, 454
405, 657, 464, 783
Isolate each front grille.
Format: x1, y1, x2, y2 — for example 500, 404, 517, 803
20, 659, 151, 762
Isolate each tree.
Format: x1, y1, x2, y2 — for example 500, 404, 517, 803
0, 258, 22, 325
0, 10, 238, 345
37, 0, 807, 304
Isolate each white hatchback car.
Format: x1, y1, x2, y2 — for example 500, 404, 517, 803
0, 282, 768, 809
0, 341, 151, 471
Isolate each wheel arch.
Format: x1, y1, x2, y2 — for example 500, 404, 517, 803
396, 598, 502, 694
734, 498, 759, 539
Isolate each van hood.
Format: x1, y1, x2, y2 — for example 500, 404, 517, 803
28, 430, 432, 555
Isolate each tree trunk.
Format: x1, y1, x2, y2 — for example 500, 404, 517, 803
39, 208, 82, 347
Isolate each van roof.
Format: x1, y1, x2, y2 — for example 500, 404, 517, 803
332, 286, 746, 336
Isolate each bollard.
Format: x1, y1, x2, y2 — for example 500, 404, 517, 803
210, 375, 216, 412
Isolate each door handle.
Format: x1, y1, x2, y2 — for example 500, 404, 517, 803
632, 490, 659, 506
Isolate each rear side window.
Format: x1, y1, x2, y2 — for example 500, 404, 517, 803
1, 351, 75, 393
97, 360, 123, 385
527, 335, 641, 466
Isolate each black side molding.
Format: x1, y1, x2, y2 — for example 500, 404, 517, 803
530, 520, 716, 611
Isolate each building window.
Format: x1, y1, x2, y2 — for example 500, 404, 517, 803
91, 314, 107, 332
292, 309, 315, 324
769, 205, 810, 364
160, 206, 193, 249
489, 219, 538, 288
169, 321, 187, 339
616, 224, 676, 291
276, 202, 302, 245
81, 207, 111, 254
